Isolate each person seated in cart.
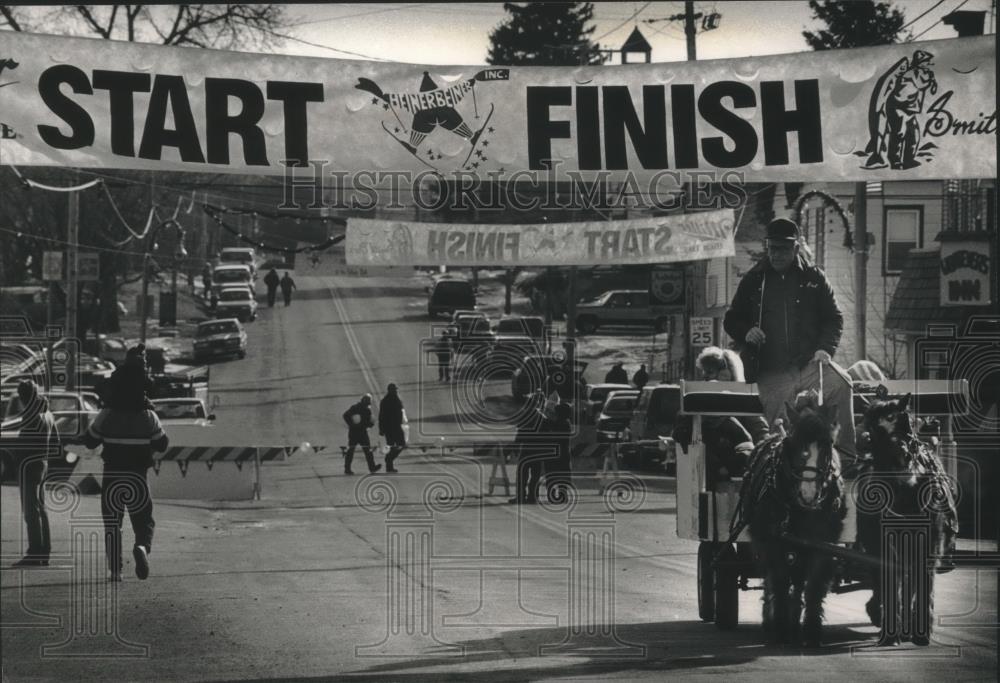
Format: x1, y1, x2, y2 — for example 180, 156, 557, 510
671, 347, 770, 484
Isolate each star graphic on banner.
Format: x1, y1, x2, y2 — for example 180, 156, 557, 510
471, 162, 479, 169
394, 126, 401, 133
426, 149, 435, 158
475, 150, 484, 159
488, 126, 495, 133
371, 98, 379, 105
382, 103, 389, 111
481, 140, 490, 148
481, 155, 488, 162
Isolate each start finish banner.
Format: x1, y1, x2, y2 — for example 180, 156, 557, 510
346, 209, 735, 266
0, 31, 995, 181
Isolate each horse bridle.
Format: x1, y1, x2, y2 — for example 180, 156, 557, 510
782, 443, 838, 510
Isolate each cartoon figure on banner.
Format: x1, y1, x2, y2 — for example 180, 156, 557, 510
387, 224, 415, 261
355, 69, 509, 174
521, 224, 559, 256
860, 50, 938, 170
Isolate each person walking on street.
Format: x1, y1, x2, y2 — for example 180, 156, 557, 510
543, 402, 574, 504
632, 364, 650, 390
201, 263, 212, 300
605, 361, 628, 385
723, 217, 856, 462
280, 272, 296, 306
264, 268, 280, 307
378, 383, 407, 473
83, 345, 168, 581
10, 380, 58, 568
434, 329, 454, 382
342, 394, 381, 474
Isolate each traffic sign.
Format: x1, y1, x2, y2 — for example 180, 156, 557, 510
78, 252, 100, 281
690, 317, 714, 347
42, 251, 63, 281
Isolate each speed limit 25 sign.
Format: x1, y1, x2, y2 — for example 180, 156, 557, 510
690, 317, 714, 347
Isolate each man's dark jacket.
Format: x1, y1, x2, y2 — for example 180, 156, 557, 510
378, 393, 405, 445
723, 254, 843, 382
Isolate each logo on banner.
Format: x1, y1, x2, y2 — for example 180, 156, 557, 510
355, 69, 509, 174
0, 58, 18, 89
860, 49, 996, 171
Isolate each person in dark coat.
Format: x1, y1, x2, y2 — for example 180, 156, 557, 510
280, 272, 296, 306
264, 268, 281, 307
723, 217, 855, 461
543, 402, 574, 503
604, 361, 628, 385
632, 364, 650, 390
342, 394, 381, 475
9, 380, 59, 568
378, 383, 407, 473
509, 398, 548, 505
83, 345, 168, 581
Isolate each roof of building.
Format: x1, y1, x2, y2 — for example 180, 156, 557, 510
621, 27, 652, 53
885, 247, 986, 334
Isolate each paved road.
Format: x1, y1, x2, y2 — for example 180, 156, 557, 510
2, 269, 996, 682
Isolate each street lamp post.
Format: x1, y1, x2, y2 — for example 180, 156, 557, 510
139, 220, 187, 343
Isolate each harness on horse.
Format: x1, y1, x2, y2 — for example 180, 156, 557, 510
728, 433, 786, 542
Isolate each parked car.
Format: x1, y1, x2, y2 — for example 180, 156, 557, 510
489, 315, 548, 358
1, 390, 101, 481
582, 383, 633, 424
193, 319, 247, 362
219, 247, 258, 278
151, 398, 215, 427
574, 290, 672, 335
451, 311, 492, 351
212, 264, 253, 297
215, 285, 258, 322
595, 389, 640, 442
1, 355, 114, 394
427, 278, 476, 317
621, 383, 682, 469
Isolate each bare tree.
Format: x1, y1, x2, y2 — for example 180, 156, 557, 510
0, 4, 288, 50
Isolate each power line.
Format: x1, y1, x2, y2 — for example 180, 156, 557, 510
594, 2, 652, 41
900, 0, 946, 32
910, 0, 971, 40
285, 4, 429, 28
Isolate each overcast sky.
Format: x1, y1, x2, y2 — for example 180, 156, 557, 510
280, 1, 996, 65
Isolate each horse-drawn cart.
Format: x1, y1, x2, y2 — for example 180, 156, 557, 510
675, 377, 969, 631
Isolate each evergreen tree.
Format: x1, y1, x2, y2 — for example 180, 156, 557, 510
487, 2, 602, 66
802, 0, 909, 50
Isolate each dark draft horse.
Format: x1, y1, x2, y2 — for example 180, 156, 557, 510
743, 390, 847, 647
857, 392, 958, 646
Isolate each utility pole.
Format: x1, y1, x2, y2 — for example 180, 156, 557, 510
682, 0, 698, 60
65, 175, 79, 391
853, 183, 868, 360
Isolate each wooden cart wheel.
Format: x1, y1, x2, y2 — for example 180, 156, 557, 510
697, 542, 718, 621
714, 543, 739, 630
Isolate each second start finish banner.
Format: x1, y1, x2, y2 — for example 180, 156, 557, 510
0, 31, 995, 181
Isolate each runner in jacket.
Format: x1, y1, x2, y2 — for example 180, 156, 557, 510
83, 346, 168, 581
